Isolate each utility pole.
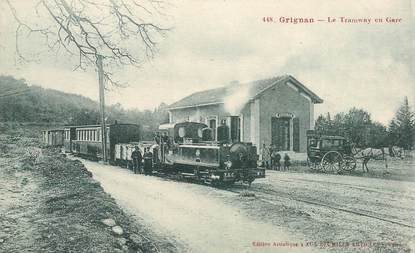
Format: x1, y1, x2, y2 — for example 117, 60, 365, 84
97, 55, 107, 162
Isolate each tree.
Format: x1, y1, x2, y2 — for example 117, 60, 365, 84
388, 97, 414, 149
315, 112, 333, 135
367, 122, 388, 148
342, 108, 372, 147
4, 0, 170, 86
314, 108, 387, 147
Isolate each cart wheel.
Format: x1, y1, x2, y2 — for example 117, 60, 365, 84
321, 151, 342, 173
316, 162, 324, 172
342, 155, 357, 172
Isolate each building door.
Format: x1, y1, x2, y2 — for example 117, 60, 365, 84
271, 117, 290, 151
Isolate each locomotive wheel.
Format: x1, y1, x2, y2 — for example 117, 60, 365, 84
321, 151, 342, 173
342, 156, 357, 172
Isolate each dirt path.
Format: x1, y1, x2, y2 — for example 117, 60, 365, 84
82, 159, 317, 253
82, 158, 415, 253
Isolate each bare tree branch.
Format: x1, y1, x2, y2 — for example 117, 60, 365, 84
4, 0, 171, 87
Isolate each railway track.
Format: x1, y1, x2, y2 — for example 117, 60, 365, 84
80, 156, 415, 230
226, 185, 415, 229
274, 177, 415, 200
125, 169, 415, 229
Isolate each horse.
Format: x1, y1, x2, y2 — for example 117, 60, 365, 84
389, 146, 405, 159
352, 146, 388, 172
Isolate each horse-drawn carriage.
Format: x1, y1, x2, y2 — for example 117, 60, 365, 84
306, 130, 357, 173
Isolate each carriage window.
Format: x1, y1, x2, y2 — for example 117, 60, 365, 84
178, 127, 186, 137
322, 139, 332, 148
198, 128, 203, 138
322, 139, 343, 148
309, 139, 318, 147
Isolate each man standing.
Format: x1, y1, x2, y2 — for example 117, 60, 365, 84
260, 143, 270, 169
143, 147, 153, 175
131, 146, 142, 174
283, 153, 291, 171
272, 149, 281, 171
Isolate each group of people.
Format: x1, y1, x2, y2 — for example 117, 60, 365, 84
260, 143, 291, 171
154, 132, 171, 146
131, 146, 153, 175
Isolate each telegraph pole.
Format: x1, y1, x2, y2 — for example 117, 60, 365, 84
97, 55, 107, 162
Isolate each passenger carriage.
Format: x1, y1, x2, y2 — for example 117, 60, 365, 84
114, 141, 154, 168
70, 123, 140, 161
307, 130, 357, 173
41, 129, 64, 147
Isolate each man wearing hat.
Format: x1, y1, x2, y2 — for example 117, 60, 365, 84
131, 146, 142, 174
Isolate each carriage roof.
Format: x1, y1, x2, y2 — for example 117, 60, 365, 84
306, 131, 346, 141
319, 135, 346, 140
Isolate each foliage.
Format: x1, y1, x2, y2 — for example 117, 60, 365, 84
0, 75, 168, 140
315, 108, 388, 148
388, 97, 414, 149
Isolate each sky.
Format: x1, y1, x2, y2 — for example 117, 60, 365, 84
0, 0, 414, 124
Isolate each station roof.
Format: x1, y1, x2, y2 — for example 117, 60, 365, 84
167, 75, 323, 110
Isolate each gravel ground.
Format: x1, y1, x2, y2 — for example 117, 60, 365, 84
81, 156, 415, 253
234, 170, 415, 253
0, 133, 177, 253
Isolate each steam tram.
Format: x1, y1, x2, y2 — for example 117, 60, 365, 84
154, 121, 265, 185
53, 119, 265, 186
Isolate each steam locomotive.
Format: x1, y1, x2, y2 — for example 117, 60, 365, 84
152, 121, 265, 185
54, 120, 265, 186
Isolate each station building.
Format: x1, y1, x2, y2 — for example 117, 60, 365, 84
166, 75, 323, 153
